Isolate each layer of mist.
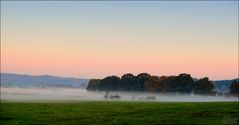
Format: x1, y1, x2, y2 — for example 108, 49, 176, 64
1, 87, 238, 102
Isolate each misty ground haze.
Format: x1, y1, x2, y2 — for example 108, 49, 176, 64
1, 87, 238, 102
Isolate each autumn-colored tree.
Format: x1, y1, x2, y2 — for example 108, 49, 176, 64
230, 80, 239, 96
144, 76, 162, 92
159, 76, 177, 92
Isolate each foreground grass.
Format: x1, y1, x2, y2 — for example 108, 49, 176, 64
1, 101, 239, 125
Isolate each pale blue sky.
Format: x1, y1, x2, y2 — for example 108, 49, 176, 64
1, 1, 238, 79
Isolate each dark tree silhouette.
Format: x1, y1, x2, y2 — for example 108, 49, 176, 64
150, 74, 194, 93
99, 76, 121, 91
174, 74, 194, 93
193, 77, 214, 95
118, 73, 137, 91
160, 76, 177, 92
86, 79, 101, 91
136, 73, 151, 91
144, 76, 161, 92
86, 73, 217, 95
230, 80, 239, 96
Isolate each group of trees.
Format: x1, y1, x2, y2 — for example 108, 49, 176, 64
87, 73, 217, 95
87, 73, 151, 92
144, 74, 195, 93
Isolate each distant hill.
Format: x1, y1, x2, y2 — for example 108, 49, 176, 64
213, 79, 239, 94
0, 73, 89, 88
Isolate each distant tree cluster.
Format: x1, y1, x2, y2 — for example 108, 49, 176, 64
87, 73, 150, 92
144, 74, 195, 93
87, 73, 217, 95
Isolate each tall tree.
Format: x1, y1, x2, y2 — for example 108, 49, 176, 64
118, 73, 137, 91
160, 76, 177, 92
193, 77, 214, 95
144, 76, 161, 92
174, 74, 194, 93
99, 76, 121, 91
136, 73, 151, 91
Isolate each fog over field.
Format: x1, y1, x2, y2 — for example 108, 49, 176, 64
1, 87, 238, 102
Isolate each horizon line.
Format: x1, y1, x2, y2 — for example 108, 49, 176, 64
1, 72, 238, 81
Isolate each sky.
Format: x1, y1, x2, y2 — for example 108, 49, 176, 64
1, 1, 238, 80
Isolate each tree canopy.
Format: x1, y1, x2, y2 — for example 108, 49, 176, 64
86, 73, 216, 95
193, 77, 214, 95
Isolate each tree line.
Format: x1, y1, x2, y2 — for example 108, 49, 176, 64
87, 73, 239, 95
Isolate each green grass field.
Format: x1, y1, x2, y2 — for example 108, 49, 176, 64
1, 101, 238, 125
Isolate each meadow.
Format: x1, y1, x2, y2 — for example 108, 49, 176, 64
1, 101, 238, 125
